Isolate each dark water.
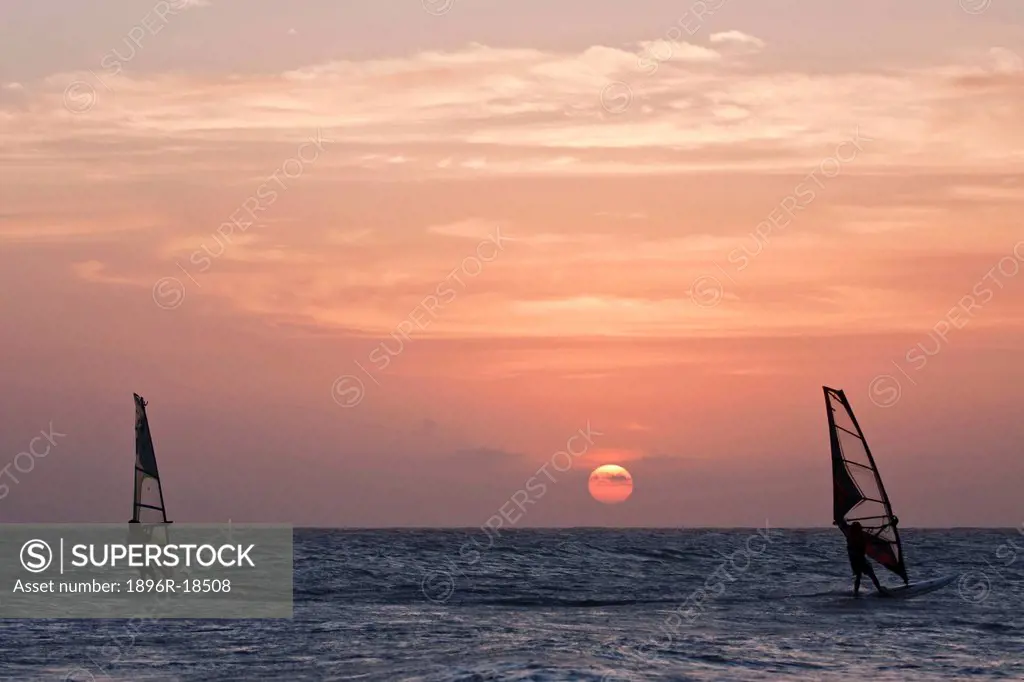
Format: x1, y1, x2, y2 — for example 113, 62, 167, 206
2, 529, 1022, 681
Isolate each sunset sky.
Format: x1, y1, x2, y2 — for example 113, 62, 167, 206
1, 0, 1022, 527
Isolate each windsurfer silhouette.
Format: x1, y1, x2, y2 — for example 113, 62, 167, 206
845, 521, 889, 597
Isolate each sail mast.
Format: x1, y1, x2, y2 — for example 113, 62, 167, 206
823, 386, 845, 525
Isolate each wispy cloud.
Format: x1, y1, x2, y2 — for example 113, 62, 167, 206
709, 30, 766, 49
2, 35, 1021, 340
3, 42, 1021, 179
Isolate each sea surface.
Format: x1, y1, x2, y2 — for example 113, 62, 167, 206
2, 529, 1022, 681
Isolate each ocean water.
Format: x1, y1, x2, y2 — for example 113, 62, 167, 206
2, 528, 1022, 681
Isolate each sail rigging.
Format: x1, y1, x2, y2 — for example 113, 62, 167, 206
132, 393, 171, 526
823, 386, 908, 583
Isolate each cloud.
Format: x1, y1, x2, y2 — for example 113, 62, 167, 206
636, 40, 721, 63
712, 30, 770, 49
595, 211, 647, 220
6, 41, 1023, 342
448, 446, 526, 464
948, 182, 1024, 202
591, 469, 632, 484
987, 47, 1023, 74
426, 218, 502, 239
709, 31, 766, 50
5, 43, 1021, 179
0, 207, 159, 243
72, 260, 135, 285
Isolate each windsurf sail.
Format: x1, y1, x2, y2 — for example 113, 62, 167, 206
823, 386, 908, 583
131, 394, 171, 550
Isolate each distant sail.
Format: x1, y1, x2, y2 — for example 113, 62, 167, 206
132, 393, 170, 525
823, 386, 908, 583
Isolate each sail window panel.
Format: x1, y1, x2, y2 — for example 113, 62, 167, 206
135, 472, 166, 524
836, 429, 892, 536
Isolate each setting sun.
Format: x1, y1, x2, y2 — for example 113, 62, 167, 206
588, 465, 634, 505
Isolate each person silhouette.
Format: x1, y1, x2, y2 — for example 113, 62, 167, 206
846, 521, 889, 597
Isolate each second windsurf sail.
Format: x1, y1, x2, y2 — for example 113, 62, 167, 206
131, 393, 172, 558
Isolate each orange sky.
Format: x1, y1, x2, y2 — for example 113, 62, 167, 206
1, 1, 1022, 526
